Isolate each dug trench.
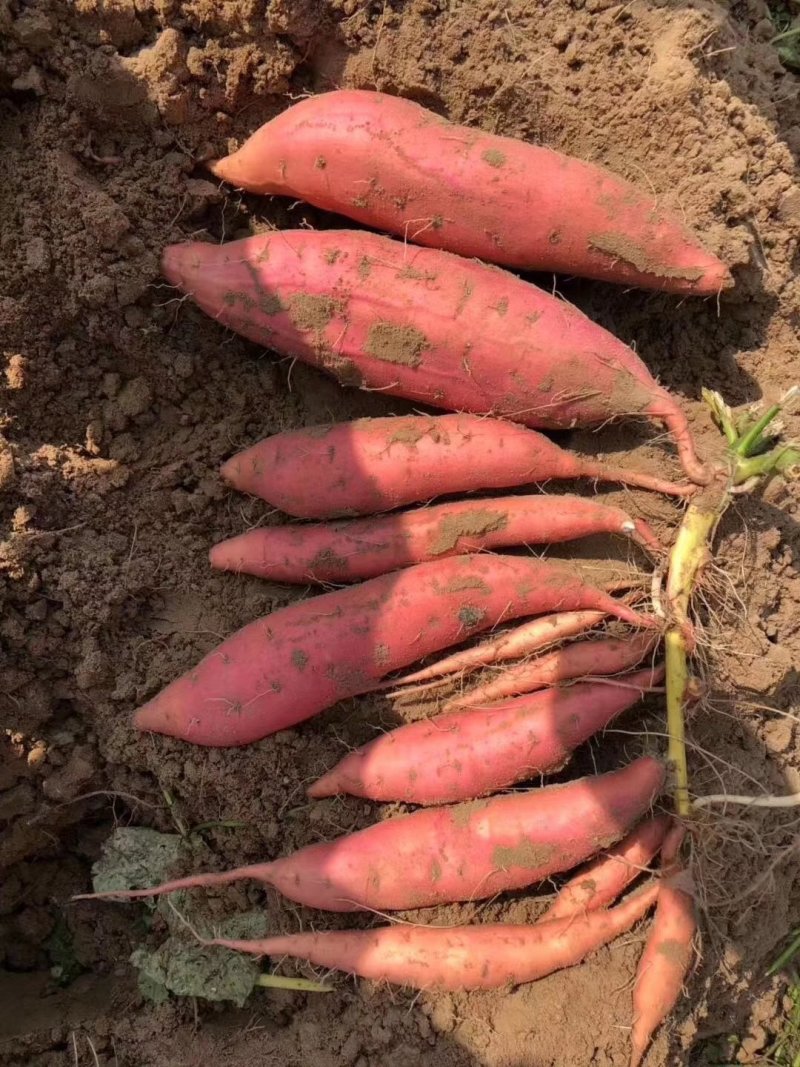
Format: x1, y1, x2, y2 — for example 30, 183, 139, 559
2, 1, 800, 1066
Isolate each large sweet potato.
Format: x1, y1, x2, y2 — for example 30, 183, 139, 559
209, 90, 729, 296
163, 231, 707, 483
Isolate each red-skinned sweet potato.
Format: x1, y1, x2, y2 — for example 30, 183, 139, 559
134, 553, 654, 747
204, 881, 659, 991
221, 414, 694, 522
307, 665, 663, 805
542, 815, 671, 921
209, 493, 661, 584
163, 232, 708, 484
443, 631, 658, 709
629, 824, 695, 1067
390, 609, 609, 690
209, 90, 729, 296
76, 757, 664, 912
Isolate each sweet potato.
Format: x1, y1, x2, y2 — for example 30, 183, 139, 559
443, 631, 658, 709
163, 232, 708, 484
222, 414, 694, 523
542, 815, 671, 921
209, 494, 662, 584
208, 90, 729, 297
204, 882, 659, 991
76, 757, 664, 912
391, 609, 608, 689
308, 666, 663, 805
134, 554, 652, 747
630, 825, 695, 1067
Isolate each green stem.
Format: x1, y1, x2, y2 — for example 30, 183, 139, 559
665, 630, 691, 817
735, 444, 800, 483
665, 503, 722, 816
664, 388, 800, 820
771, 25, 800, 45
734, 403, 782, 457
768, 928, 800, 977
255, 973, 333, 993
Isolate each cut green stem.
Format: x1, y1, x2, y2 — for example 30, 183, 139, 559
734, 403, 783, 457
255, 973, 333, 993
768, 929, 800, 977
771, 26, 800, 46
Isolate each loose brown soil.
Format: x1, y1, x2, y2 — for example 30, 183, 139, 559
2, 1, 800, 1065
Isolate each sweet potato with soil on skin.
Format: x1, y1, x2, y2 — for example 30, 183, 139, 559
76, 757, 665, 913
308, 665, 664, 805
542, 815, 671, 921
209, 494, 662, 584
163, 232, 708, 484
443, 631, 659, 710
390, 609, 609, 690
630, 824, 695, 1067
203, 881, 660, 991
133, 553, 655, 747
222, 415, 695, 524
208, 90, 730, 297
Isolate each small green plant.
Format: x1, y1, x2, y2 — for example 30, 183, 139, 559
769, 1, 800, 72
767, 929, 800, 1067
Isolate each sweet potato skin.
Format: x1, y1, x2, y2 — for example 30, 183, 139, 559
133, 553, 652, 746
163, 231, 706, 484
542, 815, 671, 921
209, 90, 729, 296
207, 881, 659, 991
392, 609, 608, 689
630, 826, 695, 1067
308, 666, 663, 804
269, 758, 665, 911
209, 494, 661, 583
78, 758, 665, 912
221, 414, 690, 521
443, 631, 658, 709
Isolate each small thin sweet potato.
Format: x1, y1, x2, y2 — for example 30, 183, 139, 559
209, 494, 661, 584
542, 815, 671, 921
76, 757, 665, 913
204, 882, 659, 991
630, 824, 695, 1067
209, 90, 729, 296
134, 553, 653, 746
222, 414, 693, 522
307, 665, 663, 805
163, 232, 708, 484
391, 609, 608, 689
443, 631, 658, 709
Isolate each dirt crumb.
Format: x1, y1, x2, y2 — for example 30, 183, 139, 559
588, 232, 705, 284
429, 510, 509, 555
288, 293, 343, 332
365, 321, 429, 367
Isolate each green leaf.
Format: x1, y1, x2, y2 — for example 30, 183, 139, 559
91, 827, 185, 896
130, 911, 269, 1008
137, 968, 171, 1005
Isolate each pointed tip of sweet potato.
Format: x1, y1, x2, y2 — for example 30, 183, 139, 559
306, 775, 337, 800
206, 152, 256, 192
